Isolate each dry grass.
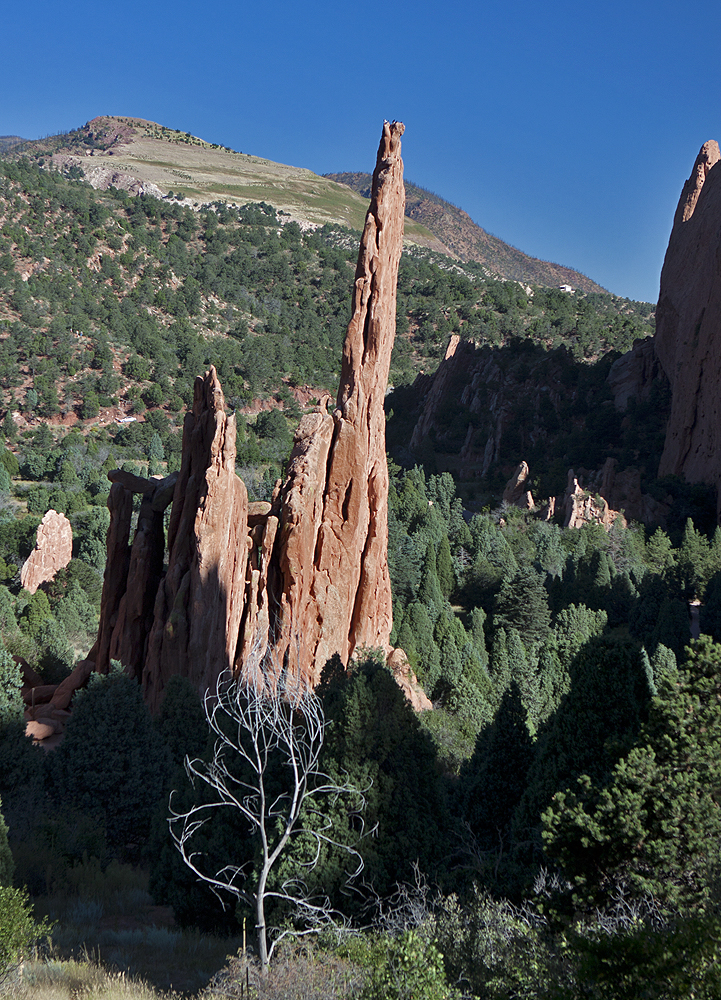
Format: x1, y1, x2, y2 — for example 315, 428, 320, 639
2, 941, 366, 1000
2, 957, 166, 1000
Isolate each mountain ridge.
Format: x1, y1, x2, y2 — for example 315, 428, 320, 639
325, 171, 605, 294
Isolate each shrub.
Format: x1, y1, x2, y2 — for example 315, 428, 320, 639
0, 887, 51, 982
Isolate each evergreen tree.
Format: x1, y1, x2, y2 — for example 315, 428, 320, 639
436, 534, 455, 599
461, 682, 535, 858
543, 636, 721, 912
650, 597, 691, 660
506, 627, 540, 733
700, 571, 721, 642
515, 634, 653, 842
677, 517, 709, 599
489, 628, 510, 702
419, 540, 443, 608
49, 667, 170, 846
645, 527, 676, 578
494, 568, 551, 649
316, 654, 449, 906
148, 432, 165, 476
0, 641, 36, 794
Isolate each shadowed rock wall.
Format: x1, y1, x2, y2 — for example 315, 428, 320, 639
655, 140, 721, 512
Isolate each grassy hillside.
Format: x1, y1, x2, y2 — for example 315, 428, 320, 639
326, 171, 606, 293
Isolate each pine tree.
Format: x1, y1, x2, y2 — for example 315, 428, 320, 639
461, 681, 535, 855
645, 527, 676, 578
543, 636, 721, 912
506, 627, 540, 734
419, 540, 443, 609
436, 534, 455, 599
489, 628, 510, 703
677, 518, 710, 599
494, 568, 551, 649
515, 634, 653, 840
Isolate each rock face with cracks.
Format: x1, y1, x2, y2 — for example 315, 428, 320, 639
87, 122, 426, 711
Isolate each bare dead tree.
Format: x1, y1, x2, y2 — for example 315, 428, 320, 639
169, 666, 366, 973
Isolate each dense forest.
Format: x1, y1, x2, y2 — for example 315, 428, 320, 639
2, 159, 720, 998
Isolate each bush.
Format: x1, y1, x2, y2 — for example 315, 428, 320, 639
357, 929, 460, 1000
0, 887, 51, 982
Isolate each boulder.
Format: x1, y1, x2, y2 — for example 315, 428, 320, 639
48, 658, 94, 711
20, 510, 72, 594
26, 720, 54, 742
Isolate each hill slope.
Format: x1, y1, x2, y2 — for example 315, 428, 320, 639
325, 172, 605, 293
6, 116, 448, 255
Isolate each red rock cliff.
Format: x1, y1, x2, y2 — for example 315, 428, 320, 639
89, 122, 415, 708
655, 140, 721, 507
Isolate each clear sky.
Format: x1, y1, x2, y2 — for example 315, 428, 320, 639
2, 0, 720, 302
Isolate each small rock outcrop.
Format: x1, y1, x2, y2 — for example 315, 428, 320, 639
563, 471, 626, 530
20, 510, 72, 594
502, 461, 534, 508
88, 122, 423, 711
655, 140, 721, 508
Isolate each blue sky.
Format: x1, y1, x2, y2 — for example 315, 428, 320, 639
3, 0, 721, 301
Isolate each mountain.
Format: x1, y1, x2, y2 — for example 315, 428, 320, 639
325, 172, 605, 293
4, 116, 448, 256
0, 136, 26, 154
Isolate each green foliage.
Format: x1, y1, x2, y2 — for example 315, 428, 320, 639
49, 665, 170, 847
317, 654, 449, 905
358, 929, 460, 1000
0, 886, 51, 981
543, 636, 721, 912
460, 681, 535, 867
516, 634, 653, 846
556, 912, 721, 1000
154, 674, 208, 767
435, 887, 559, 1000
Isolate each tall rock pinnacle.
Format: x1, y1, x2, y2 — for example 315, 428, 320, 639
272, 120, 405, 679
90, 122, 422, 708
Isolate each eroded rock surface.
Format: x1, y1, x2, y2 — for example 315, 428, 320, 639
20, 510, 73, 594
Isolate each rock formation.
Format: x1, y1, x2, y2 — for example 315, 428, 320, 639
502, 461, 534, 509
563, 470, 626, 530
655, 140, 721, 509
88, 122, 420, 711
20, 510, 72, 594
607, 337, 664, 412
